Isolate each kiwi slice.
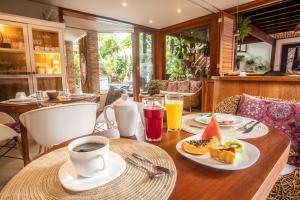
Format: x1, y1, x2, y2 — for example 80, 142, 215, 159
224, 141, 244, 152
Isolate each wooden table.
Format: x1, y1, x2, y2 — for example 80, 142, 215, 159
45, 127, 290, 200
0, 95, 100, 166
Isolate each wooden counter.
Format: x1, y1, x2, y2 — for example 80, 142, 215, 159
202, 76, 300, 111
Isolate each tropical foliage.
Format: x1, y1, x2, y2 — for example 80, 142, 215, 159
98, 33, 132, 82
237, 16, 251, 43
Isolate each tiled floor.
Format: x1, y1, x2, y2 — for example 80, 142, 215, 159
0, 139, 39, 190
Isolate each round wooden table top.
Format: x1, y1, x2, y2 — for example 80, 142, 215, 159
0, 95, 100, 115
44, 127, 290, 200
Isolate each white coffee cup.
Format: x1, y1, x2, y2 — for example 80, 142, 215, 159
68, 136, 109, 177
15, 92, 27, 100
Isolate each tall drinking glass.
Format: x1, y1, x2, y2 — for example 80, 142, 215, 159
142, 98, 164, 142
165, 94, 183, 131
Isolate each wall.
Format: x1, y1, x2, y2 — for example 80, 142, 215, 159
274, 37, 300, 71
237, 42, 272, 72
0, 0, 58, 21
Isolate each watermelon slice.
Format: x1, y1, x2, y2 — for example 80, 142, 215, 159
201, 115, 222, 142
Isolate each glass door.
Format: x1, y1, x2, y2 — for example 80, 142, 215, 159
0, 20, 32, 101
133, 29, 154, 100
139, 32, 154, 91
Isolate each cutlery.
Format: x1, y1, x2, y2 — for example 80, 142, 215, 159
132, 153, 173, 174
242, 120, 260, 134
125, 157, 164, 179
236, 121, 255, 131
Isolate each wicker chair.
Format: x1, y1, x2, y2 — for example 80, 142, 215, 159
214, 95, 300, 200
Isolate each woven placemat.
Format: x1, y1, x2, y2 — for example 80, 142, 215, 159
0, 139, 177, 200
182, 113, 269, 139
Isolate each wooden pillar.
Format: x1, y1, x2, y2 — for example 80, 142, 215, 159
65, 41, 76, 93
153, 31, 166, 80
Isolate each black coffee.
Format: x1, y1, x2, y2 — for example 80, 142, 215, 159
73, 142, 105, 152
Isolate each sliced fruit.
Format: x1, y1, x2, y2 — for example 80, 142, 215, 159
209, 147, 236, 164
182, 136, 220, 155
224, 141, 244, 152
202, 115, 222, 142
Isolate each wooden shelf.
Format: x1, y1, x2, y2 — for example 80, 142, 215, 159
0, 48, 25, 53
35, 74, 62, 77
34, 50, 60, 54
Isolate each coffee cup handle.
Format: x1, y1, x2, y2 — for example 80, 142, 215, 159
103, 105, 114, 126
98, 155, 106, 171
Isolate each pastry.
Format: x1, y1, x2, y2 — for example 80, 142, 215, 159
209, 147, 236, 164
182, 136, 220, 155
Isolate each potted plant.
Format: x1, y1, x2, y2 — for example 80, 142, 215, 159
237, 16, 251, 43
145, 80, 162, 96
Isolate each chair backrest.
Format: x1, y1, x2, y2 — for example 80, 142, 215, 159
0, 112, 16, 124
0, 124, 18, 142
19, 103, 97, 147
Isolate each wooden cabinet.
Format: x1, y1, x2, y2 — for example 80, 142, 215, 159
0, 13, 65, 101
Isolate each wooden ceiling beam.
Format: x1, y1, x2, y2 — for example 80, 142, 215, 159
254, 15, 300, 26
248, 9, 300, 23
244, 3, 300, 18
225, 0, 283, 14
257, 20, 300, 29
260, 23, 299, 31
265, 26, 297, 34
249, 25, 275, 44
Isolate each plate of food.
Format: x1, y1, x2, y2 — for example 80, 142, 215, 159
194, 113, 244, 126
176, 133, 260, 170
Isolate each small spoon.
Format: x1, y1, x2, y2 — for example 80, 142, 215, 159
125, 157, 164, 179
132, 153, 174, 174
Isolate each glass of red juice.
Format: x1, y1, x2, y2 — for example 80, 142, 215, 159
142, 97, 164, 142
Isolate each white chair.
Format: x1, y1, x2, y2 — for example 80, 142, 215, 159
0, 124, 19, 159
19, 103, 98, 148
0, 112, 16, 124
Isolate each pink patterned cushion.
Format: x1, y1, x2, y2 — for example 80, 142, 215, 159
237, 94, 300, 166
190, 80, 201, 93
177, 81, 190, 93
167, 81, 178, 92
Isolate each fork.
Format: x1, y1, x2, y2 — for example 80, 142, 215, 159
125, 157, 164, 179
242, 121, 261, 134
236, 120, 255, 131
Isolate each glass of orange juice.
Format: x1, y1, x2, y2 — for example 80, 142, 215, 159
165, 94, 183, 131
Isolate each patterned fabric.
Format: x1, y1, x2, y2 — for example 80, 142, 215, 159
167, 81, 178, 92
268, 167, 300, 200
190, 80, 202, 93
237, 94, 300, 166
214, 95, 241, 115
177, 81, 190, 93
160, 80, 169, 91
105, 87, 125, 106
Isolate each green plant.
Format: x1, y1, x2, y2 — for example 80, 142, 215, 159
145, 80, 162, 95
237, 16, 251, 43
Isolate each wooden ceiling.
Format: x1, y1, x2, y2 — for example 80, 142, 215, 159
242, 0, 300, 34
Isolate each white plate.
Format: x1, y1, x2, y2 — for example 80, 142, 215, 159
194, 113, 244, 127
58, 151, 126, 192
176, 135, 260, 170
8, 97, 33, 102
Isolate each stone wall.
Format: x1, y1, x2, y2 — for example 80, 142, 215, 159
65, 41, 76, 93
85, 31, 100, 94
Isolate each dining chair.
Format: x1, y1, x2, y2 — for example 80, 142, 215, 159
0, 112, 16, 124
19, 103, 98, 148
0, 124, 20, 159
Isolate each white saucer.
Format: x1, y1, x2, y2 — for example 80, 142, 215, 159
58, 151, 126, 192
